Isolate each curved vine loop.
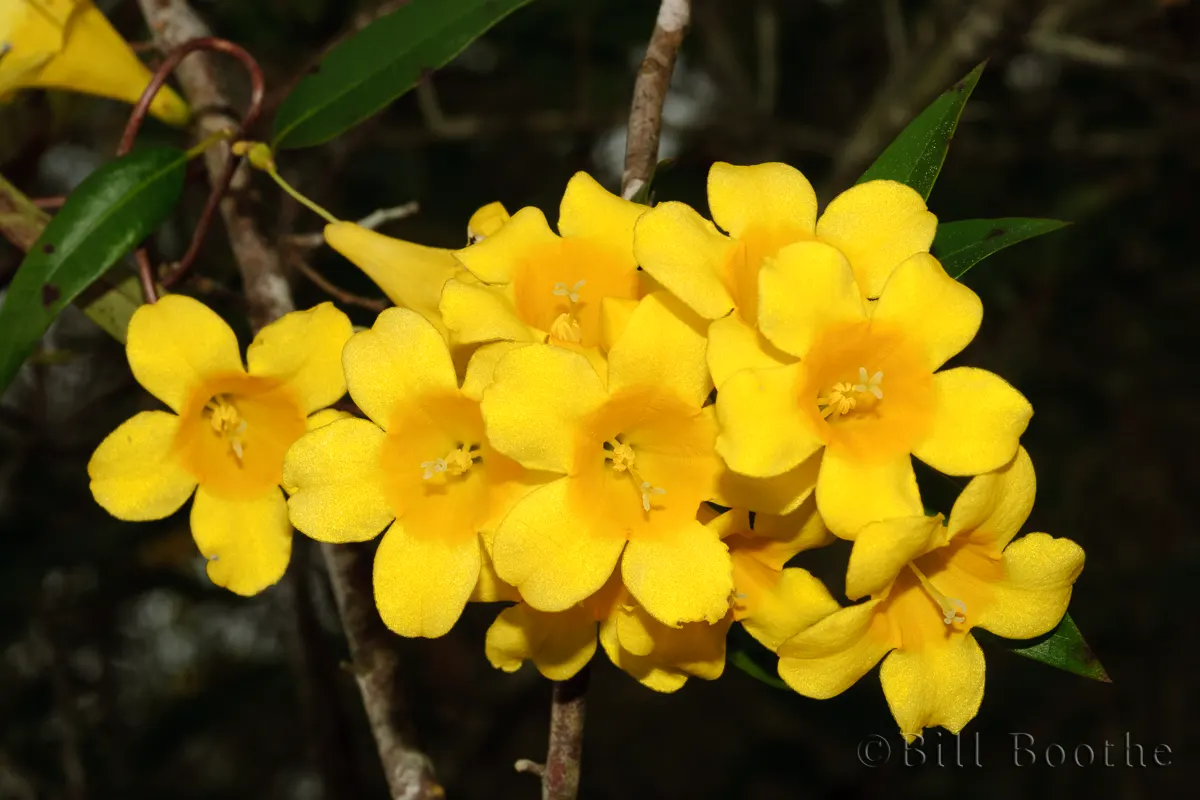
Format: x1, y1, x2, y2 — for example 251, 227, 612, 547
117, 38, 266, 303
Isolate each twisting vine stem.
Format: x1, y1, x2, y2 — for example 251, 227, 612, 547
117, 37, 266, 303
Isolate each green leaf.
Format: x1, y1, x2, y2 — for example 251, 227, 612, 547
933, 217, 1069, 279
998, 613, 1111, 683
77, 273, 145, 343
273, 0, 537, 150
728, 624, 790, 690
857, 62, 985, 199
0, 148, 187, 392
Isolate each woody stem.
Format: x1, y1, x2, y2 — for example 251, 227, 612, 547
517, 666, 589, 800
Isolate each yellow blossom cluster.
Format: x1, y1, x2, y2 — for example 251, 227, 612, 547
88, 164, 1084, 740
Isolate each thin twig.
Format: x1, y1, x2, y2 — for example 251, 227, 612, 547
286, 251, 389, 312
516, 668, 589, 800
116, 37, 266, 302
136, 5, 442, 798
622, 0, 692, 199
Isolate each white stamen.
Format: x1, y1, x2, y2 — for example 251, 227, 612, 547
639, 481, 666, 512
553, 279, 586, 304
943, 597, 967, 625
421, 458, 448, 480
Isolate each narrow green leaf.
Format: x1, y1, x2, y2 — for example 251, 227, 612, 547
933, 217, 1069, 279
998, 613, 1111, 683
273, 0, 537, 150
857, 62, 985, 199
0, 148, 186, 391
78, 274, 145, 343
728, 624, 789, 690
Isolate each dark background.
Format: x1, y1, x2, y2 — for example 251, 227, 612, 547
1, 0, 1197, 797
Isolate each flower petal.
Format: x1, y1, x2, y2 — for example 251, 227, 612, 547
741, 495, 833, 570
845, 515, 947, 600
485, 602, 597, 680
740, 567, 840, 652
622, 519, 733, 626
778, 600, 892, 699
714, 450, 822, 516
191, 485, 291, 596
282, 418, 393, 543
870, 253, 982, 371
88, 411, 197, 520
706, 313, 791, 390
373, 520, 481, 638
815, 180, 937, 299
758, 240, 867, 359
708, 162, 818, 240
976, 533, 1084, 640
947, 446, 1035, 551
468, 201, 511, 241
492, 479, 626, 611
633, 201, 737, 320
439, 279, 538, 346
126, 294, 243, 413
880, 633, 985, 741
471, 535, 521, 602
246, 303, 352, 414
816, 450, 922, 539
304, 408, 352, 432
455, 206, 560, 284
480, 345, 606, 473
558, 172, 644, 261
323, 222, 459, 333
599, 615, 689, 693
460, 341, 528, 402
607, 292, 711, 408
716, 363, 824, 478
600, 297, 639, 354
911, 368, 1032, 476
342, 308, 457, 430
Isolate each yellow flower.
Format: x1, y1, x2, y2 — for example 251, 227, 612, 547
88, 296, 352, 595
282, 311, 542, 638
482, 291, 733, 626
715, 243, 1032, 538
441, 172, 646, 351
633, 162, 936, 387
713, 499, 840, 651
486, 568, 732, 693
1, 0, 189, 125
778, 448, 1085, 739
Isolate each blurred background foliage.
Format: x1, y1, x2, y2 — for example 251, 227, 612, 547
1, 0, 1198, 797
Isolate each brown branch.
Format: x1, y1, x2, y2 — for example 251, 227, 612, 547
622, 0, 691, 199
286, 250, 389, 313
516, 668, 589, 800
322, 543, 444, 799
134, 2, 441, 798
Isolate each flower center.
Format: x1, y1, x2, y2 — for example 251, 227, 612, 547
603, 437, 666, 512
204, 396, 247, 463
420, 445, 479, 482
818, 366, 883, 420
549, 279, 586, 344
908, 563, 967, 626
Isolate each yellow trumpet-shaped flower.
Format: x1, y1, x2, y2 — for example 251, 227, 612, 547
88, 297, 353, 595
715, 243, 1032, 538
714, 498, 839, 652
482, 291, 734, 626
634, 162, 936, 387
281, 311, 542, 638
485, 570, 733, 693
778, 448, 1085, 740
1, 0, 189, 125
441, 172, 646, 352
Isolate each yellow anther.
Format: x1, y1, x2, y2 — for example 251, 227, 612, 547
819, 366, 883, 419
908, 563, 967, 626
549, 312, 583, 343
608, 441, 636, 472
205, 397, 247, 463
421, 447, 477, 481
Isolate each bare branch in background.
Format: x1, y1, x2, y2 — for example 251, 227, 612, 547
134, 3, 441, 798
516, 668, 589, 800
826, 0, 1018, 194
622, 0, 692, 199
